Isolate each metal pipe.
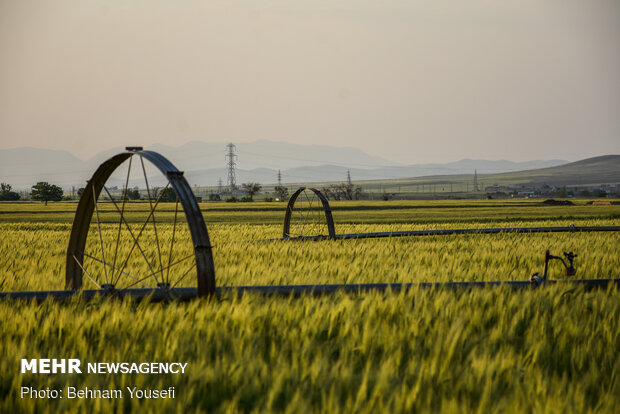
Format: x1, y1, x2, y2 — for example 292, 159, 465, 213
1, 279, 618, 302
282, 225, 620, 241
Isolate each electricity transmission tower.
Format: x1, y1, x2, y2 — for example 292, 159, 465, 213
225, 143, 237, 193
277, 170, 282, 186
217, 177, 223, 194
347, 169, 352, 186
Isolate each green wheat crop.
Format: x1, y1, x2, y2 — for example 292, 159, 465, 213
0, 200, 618, 413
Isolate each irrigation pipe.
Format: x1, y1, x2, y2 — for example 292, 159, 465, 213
1, 278, 618, 302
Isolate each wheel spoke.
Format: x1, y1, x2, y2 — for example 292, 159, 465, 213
305, 195, 313, 235
140, 155, 165, 281
302, 191, 312, 227
306, 191, 316, 235
166, 197, 180, 284
159, 253, 194, 277
81, 251, 140, 284
110, 183, 170, 285
111, 156, 133, 282
103, 185, 163, 286
72, 255, 102, 289
120, 253, 194, 290
66, 149, 212, 296
315, 195, 323, 235
290, 190, 327, 238
118, 273, 162, 291
91, 185, 109, 284
118, 252, 193, 291
170, 262, 197, 289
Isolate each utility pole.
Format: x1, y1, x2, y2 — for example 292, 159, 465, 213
473, 170, 479, 192
225, 143, 237, 193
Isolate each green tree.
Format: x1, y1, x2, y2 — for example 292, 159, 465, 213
0, 183, 20, 201
554, 186, 567, 198
31, 182, 63, 205
127, 189, 141, 200
274, 186, 289, 201
323, 183, 363, 200
242, 183, 262, 201
154, 187, 177, 202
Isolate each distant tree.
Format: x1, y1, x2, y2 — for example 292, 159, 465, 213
0, 183, 20, 201
31, 182, 63, 205
323, 185, 340, 200
353, 185, 364, 200
127, 189, 141, 200
154, 187, 177, 202
242, 183, 262, 201
208, 193, 221, 201
323, 183, 363, 200
274, 186, 289, 201
554, 186, 567, 198
78, 186, 138, 200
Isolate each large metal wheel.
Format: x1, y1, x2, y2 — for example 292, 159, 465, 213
283, 187, 336, 239
66, 148, 216, 296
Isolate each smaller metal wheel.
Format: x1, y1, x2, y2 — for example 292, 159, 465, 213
283, 187, 335, 239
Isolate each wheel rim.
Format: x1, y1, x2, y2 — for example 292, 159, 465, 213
66, 149, 216, 296
283, 187, 335, 239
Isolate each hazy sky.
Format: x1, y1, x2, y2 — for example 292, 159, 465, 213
1, 0, 619, 163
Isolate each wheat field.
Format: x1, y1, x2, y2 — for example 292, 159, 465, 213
0, 200, 619, 412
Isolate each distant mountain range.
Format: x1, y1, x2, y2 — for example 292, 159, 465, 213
0, 140, 579, 189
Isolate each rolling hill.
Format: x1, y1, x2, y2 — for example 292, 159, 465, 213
0, 141, 569, 189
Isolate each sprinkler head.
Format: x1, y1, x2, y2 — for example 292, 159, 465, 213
564, 267, 576, 276
563, 252, 577, 276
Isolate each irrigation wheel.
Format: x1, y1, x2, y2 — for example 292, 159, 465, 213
65, 148, 215, 296
283, 187, 336, 239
